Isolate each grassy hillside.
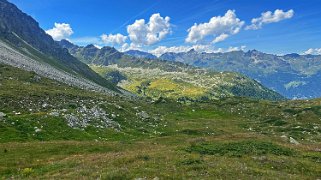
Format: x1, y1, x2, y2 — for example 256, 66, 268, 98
1, 63, 320, 179
0, 63, 163, 142
1, 97, 321, 178
90, 65, 285, 101
1, 0, 320, 179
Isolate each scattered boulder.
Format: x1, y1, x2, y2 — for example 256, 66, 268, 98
136, 111, 150, 120
115, 105, 123, 110
290, 137, 300, 145
31, 75, 42, 82
42, 103, 48, 108
34, 127, 42, 133
48, 111, 59, 117
0, 112, 6, 118
64, 114, 81, 128
63, 106, 120, 129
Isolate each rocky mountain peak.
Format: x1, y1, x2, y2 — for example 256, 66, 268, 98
187, 48, 197, 53
85, 44, 98, 49
57, 39, 79, 49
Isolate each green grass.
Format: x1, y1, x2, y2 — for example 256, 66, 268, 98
89, 65, 285, 101
186, 140, 295, 157
1, 64, 321, 179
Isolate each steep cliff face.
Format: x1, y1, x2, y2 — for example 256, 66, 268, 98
0, 0, 119, 93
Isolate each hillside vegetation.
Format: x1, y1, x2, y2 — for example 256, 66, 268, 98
159, 50, 321, 99
90, 64, 284, 101
0, 0, 320, 179
1, 63, 321, 179
1, 66, 321, 178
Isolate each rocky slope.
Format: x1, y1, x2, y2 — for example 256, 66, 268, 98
0, 63, 162, 140
0, 0, 120, 94
0, 40, 117, 95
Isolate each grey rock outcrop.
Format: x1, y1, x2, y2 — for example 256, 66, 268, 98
0, 112, 6, 118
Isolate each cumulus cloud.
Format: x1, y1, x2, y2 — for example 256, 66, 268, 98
185, 10, 244, 44
101, 33, 127, 45
246, 9, 294, 30
149, 46, 198, 57
303, 48, 321, 55
46, 23, 74, 41
213, 33, 229, 43
119, 43, 143, 52
149, 45, 246, 57
226, 45, 246, 52
127, 13, 171, 46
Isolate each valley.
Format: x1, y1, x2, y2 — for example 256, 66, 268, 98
0, 0, 321, 179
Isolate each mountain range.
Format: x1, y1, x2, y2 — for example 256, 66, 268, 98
158, 49, 321, 99
58, 40, 284, 101
124, 50, 157, 59
116, 48, 321, 99
1, 0, 321, 178
0, 0, 285, 101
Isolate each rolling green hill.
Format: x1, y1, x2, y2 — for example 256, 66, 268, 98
90, 64, 285, 101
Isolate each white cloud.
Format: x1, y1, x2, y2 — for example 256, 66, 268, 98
227, 45, 246, 52
149, 45, 246, 57
213, 33, 229, 43
185, 10, 244, 44
246, 9, 294, 30
120, 43, 130, 52
303, 48, 321, 55
119, 43, 145, 52
127, 13, 171, 46
46, 23, 74, 41
70, 37, 101, 45
101, 33, 127, 45
149, 46, 194, 57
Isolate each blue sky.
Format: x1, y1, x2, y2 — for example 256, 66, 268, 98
8, 0, 321, 55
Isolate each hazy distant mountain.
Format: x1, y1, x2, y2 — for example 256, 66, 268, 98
58, 40, 191, 71
158, 49, 321, 99
124, 50, 157, 59
58, 40, 284, 101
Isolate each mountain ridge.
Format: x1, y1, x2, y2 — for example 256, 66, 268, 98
0, 0, 121, 94
124, 50, 157, 59
58, 40, 285, 101
155, 49, 321, 99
